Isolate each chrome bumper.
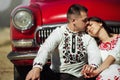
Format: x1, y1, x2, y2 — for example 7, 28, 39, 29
7, 51, 37, 60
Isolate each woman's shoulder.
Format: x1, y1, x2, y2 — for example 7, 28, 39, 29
99, 34, 120, 50
113, 34, 120, 43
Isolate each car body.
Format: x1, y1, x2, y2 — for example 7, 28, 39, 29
7, 0, 120, 79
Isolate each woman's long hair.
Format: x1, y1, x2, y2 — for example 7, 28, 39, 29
87, 17, 113, 45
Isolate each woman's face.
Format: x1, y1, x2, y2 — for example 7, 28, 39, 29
87, 21, 102, 37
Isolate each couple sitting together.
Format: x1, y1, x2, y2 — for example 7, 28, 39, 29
26, 4, 120, 80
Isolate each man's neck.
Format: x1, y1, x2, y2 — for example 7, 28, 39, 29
67, 23, 80, 33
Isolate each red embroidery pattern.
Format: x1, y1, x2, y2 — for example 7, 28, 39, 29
96, 75, 120, 80
96, 75, 102, 80
99, 35, 120, 50
114, 76, 120, 80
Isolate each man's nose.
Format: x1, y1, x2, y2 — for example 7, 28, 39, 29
86, 21, 89, 25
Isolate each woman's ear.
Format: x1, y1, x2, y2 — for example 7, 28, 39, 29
99, 23, 102, 26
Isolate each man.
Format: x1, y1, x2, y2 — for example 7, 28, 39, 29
26, 4, 101, 80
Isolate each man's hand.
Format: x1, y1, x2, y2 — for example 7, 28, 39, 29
25, 67, 41, 80
81, 64, 96, 78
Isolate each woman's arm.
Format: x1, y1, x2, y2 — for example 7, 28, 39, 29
95, 55, 115, 73
84, 55, 115, 78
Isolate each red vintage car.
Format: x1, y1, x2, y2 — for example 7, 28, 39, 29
8, 0, 120, 79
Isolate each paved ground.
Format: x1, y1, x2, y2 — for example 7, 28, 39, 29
0, 27, 13, 80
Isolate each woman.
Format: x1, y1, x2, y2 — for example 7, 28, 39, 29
83, 17, 120, 80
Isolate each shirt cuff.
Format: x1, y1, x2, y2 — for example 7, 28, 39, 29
90, 64, 99, 69
33, 62, 43, 71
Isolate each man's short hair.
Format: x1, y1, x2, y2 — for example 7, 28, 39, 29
67, 4, 88, 19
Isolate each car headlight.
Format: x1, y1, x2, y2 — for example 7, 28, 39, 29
12, 8, 33, 30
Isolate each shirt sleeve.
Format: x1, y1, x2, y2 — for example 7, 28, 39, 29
109, 38, 120, 63
87, 37, 102, 68
33, 27, 62, 70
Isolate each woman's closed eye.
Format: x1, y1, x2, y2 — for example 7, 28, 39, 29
87, 23, 92, 27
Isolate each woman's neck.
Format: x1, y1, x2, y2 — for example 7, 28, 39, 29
98, 28, 111, 42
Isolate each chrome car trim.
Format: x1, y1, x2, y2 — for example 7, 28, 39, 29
12, 39, 35, 47
34, 23, 66, 45
7, 51, 37, 60
11, 8, 34, 31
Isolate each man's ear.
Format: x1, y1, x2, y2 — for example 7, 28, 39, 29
72, 19, 75, 22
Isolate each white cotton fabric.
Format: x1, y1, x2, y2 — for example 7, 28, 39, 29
33, 24, 101, 78
97, 35, 120, 80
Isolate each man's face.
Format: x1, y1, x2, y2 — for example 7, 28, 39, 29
74, 11, 88, 31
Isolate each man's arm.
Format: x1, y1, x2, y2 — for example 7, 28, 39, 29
33, 27, 62, 69
87, 37, 102, 67
25, 27, 62, 80
81, 37, 102, 78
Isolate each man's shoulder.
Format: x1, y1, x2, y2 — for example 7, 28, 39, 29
82, 32, 92, 38
82, 33, 96, 43
55, 23, 67, 32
